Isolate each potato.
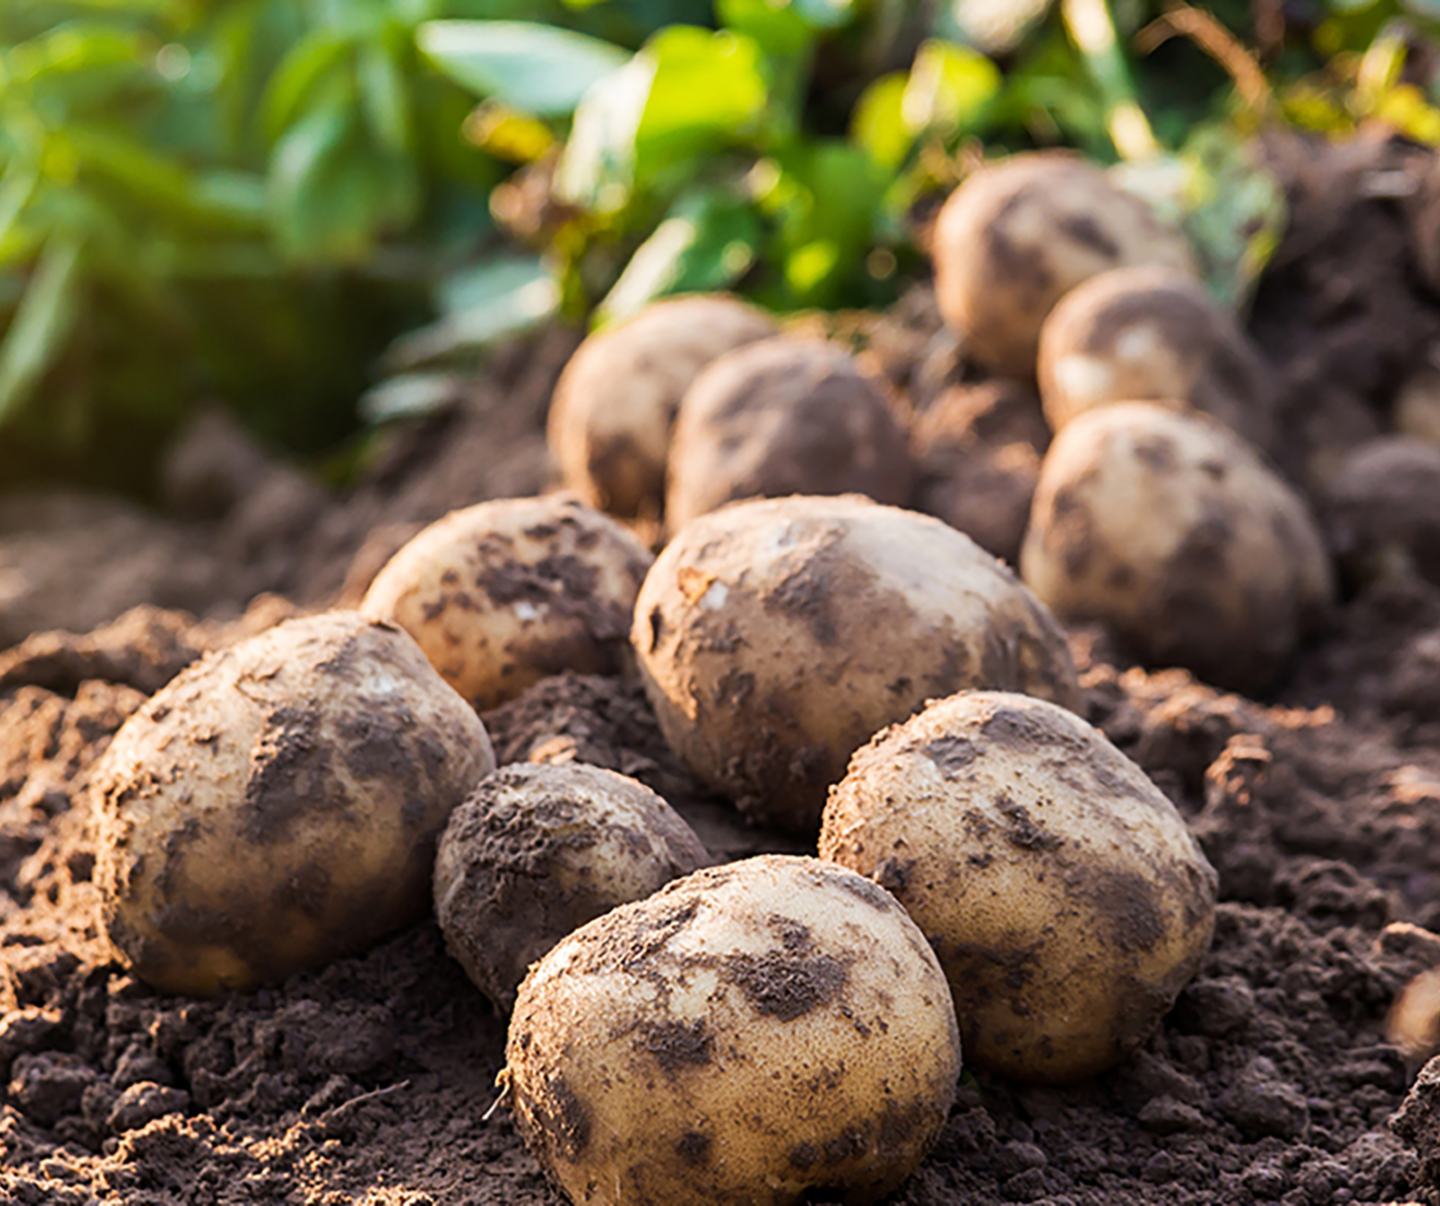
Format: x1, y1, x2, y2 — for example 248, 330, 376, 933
504, 854, 960, 1205
1324, 436, 1440, 588
1021, 403, 1333, 690
1037, 266, 1276, 449
93, 612, 495, 996
633, 494, 1081, 834
664, 337, 914, 531
820, 691, 1216, 1083
1397, 366, 1440, 449
547, 296, 778, 517
933, 153, 1196, 376
362, 495, 652, 710
433, 762, 708, 1010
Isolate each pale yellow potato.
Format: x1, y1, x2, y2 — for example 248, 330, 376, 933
547, 295, 778, 517
362, 495, 652, 710
93, 612, 495, 996
505, 855, 961, 1205
433, 762, 708, 1010
1038, 266, 1276, 449
1021, 403, 1333, 691
820, 690, 1217, 1083
933, 153, 1196, 376
632, 494, 1081, 834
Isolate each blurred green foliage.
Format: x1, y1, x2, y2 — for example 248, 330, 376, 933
2, 0, 1439, 490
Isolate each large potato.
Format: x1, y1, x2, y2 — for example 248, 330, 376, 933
362, 495, 652, 710
505, 854, 960, 1205
933, 153, 1196, 376
820, 691, 1217, 1083
1021, 403, 1333, 690
547, 295, 778, 517
632, 494, 1080, 833
1037, 266, 1276, 449
664, 337, 914, 531
94, 612, 495, 996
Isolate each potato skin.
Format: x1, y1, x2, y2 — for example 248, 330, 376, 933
665, 337, 914, 531
821, 691, 1217, 1083
433, 762, 708, 1010
548, 296, 778, 517
1021, 403, 1333, 691
361, 495, 652, 710
1037, 266, 1276, 449
94, 612, 496, 996
933, 153, 1196, 376
505, 855, 961, 1205
632, 494, 1081, 834
1324, 436, 1440, 588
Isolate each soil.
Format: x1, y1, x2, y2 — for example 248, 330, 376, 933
4, 131, 1440, 1204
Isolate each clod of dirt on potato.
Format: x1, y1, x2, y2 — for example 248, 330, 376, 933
433, 762, 708, 1011
1021, 402, 1334, 691
632, 494, 1081, 834
503, 854, 961, 1205
1324, 436, 1440, 589
1037, 266, 1277, 450
932, 152, 1196, 377
546, 295, 778, 518
361, 494, 652, 711
664, 337, 914, 531
820, 690, 1218, 1083
93, 611, 496, 996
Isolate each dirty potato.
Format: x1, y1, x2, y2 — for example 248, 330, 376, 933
1021, 403, 1333, 690
547, 295, 779, 518
1397, 366, 1440, 448
664, 337, 914, 531
821, 691, 1217, 1083
633, 494, 1081, 834
94, 612, 496, 996
433, 762, 708, 1010
362, 495, 652, 710
1324, 436, 1440, 588
504, 854, 961, 1205
933, 153, 1196, 376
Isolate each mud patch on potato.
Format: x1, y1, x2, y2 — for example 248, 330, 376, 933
723, 949, 848, 1021
635, 1020, 713, 1072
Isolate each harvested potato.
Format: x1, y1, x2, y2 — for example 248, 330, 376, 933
505, 854, 960, 1204
664, 337, 914, 530
1325, 437, 1440, 588
633, 494, 1080, 833
1037, 266, 1276, 449
820, 691, 1217, 1083
362, 495, 652, 710
433, 762, 708, 1010
94, 612, 495, 996
933, 153, 1195, 376
1397, 366, 1440, 449
547, 296, 778, 517
1021, 403, 1333, 690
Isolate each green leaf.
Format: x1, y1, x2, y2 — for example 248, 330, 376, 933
260, 28, 354, 139
0, 234, 84, 426
417, 20, 628, 116
358, 37, 413, 154
358, 371, 463, 423
852, 72, 912, 167
716, 0, 817, 55
4, 23, 149, 87
902, 39, 1002, 134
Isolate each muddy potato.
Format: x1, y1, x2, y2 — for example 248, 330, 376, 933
664, 338, 914, 531
94, 612, 496, 996
433, 762, 708, 1010
1325, 437, 1440, 588
1021, 403, 1333, 691
820, 691, 1217, 1083
547, 296, 779, 517
1037, 266, 1276, 449
933, 153, 1196, 376
362, 495, 652, 710
633, 494, 1080, 834
505, 855, 961, 1205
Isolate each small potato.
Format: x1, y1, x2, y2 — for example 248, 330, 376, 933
94, 612, 496, 996
933, 153, 1195, 377
505, 854, 961, 1205
1325, 436, 1440, 588
633, 494, 1080, 834
547, 295, 778, 517
664, 337, 914, 531
362, 495, 652, 710
433, 762, 708, 1010
821, 691, 1217, 1082
1021, 403, 1333, 690
1037, 266, 1276, 449
1397, 366, 1440, 449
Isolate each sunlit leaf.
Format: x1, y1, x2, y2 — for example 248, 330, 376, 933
852, 72, 912, 168
902, 39, 1001, 133
463, 100, 556, 162
0, 234, 84, 425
